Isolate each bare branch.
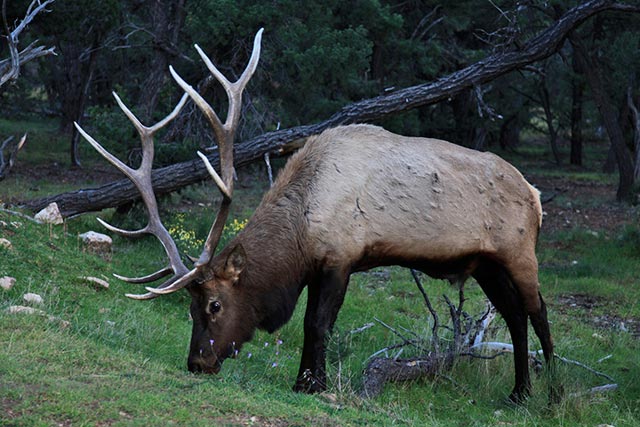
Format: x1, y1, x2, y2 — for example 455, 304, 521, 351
0, 133, 26, 180
411, 269, 440, 353
0, 0, 55, 87
554, 353, 616, 383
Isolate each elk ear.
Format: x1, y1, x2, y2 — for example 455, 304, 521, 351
223, 244, 246, 284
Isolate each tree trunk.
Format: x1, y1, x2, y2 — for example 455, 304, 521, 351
136, 0, 187, 122
539, 72, 562, 164
570, 53, 584, 166
602, 145, 617, 173
70, 41, 100, 167
21, 0, 640, 217
570, 36, 635, 201
628, 86, 640, 182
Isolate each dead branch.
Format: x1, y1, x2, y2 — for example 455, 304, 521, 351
411, 269, 440, 353
361, 276, 499, 397
569, 383, 618, 397
0, 206, 39, 222
471, 341, 617, 388
361, 354, 452, 398
362, 273, 617, 398
554, 353, 615, 383
0, 133, 26, 180
0, 0, 56, 87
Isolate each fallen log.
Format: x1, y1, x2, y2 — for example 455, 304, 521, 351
361, 355, 453, 398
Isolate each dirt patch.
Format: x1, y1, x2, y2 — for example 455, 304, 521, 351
1, 396, 21, 420
529, 175, 639, 236
554, 294, 640, 338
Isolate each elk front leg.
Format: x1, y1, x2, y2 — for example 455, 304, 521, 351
294, 267, 349, 393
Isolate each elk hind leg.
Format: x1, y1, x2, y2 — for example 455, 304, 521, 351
474, 263, 531, 403
507, 259, 558, 402
528, 291, 561, 402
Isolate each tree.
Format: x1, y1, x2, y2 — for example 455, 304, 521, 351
37, 0, 119, 167
22, 0, 640, 217
0, 0, 55, 180
569, 22, 638, 201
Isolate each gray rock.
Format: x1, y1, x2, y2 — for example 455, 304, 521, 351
34, 202, 63, 225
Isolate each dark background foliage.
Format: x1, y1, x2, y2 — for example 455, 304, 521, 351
1, 0, 639, 189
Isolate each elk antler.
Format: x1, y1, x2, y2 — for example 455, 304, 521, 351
76, 29, 263, 299
75, 92, 191, 300
170, 29, 263, 267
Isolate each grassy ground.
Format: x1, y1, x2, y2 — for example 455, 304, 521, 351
2, 122, 640, 426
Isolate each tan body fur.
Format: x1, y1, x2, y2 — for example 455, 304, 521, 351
297, 125, 542, 310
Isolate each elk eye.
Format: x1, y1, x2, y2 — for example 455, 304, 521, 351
209, 300, 222, 314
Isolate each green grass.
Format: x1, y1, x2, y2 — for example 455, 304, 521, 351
2, 198, 640, 426
2, 121, 640, 425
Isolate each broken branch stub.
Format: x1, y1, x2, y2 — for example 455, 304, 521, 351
361, 272, 500, 397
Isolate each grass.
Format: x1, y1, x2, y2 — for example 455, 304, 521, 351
2, 198, 640, 426
2, 121, 640, 425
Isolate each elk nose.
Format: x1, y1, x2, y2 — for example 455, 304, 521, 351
188, 357, 203, 373
188, 355, 221, 374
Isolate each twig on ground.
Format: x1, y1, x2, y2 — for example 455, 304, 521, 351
554, 353, 616, 383
569, 383, 618, 397
0, 207, 39, 223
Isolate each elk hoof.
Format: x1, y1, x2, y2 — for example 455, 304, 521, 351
505, 389, 530, 405
293, 369, 326, 394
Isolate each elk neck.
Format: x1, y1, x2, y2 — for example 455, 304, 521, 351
225, 156, 317, 333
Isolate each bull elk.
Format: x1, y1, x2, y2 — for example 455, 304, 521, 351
78, 29, 553, 403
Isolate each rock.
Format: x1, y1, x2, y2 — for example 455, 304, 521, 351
34, 202, 64, 225
79, 276, 109, 289
0, 238, 11, 249
0, 276, 16, 290
23, 292, 44, 305
79, 231, 112, 260
6, 305, 70, 328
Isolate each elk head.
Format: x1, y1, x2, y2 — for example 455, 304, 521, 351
76, 29, 263, 374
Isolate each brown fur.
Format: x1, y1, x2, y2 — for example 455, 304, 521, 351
187, 124, 553, 402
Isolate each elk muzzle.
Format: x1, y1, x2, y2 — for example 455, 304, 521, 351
187, 350, 223, 374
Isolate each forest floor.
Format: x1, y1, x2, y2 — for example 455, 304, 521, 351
530, 173, 640, 339
532, 174, 638, 236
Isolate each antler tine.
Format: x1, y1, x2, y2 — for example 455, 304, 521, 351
96, 217, 147, 238
197, 151, 231, 199
114, 267, 173, 284
74, 121, 136, 182
124, 291, 161, 301
169, 65, 226, 149
124, 268, 198, 300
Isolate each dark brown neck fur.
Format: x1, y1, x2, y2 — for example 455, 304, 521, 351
222, 144, 321, 332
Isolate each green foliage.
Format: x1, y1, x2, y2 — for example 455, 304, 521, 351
6, 0, 640, 166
